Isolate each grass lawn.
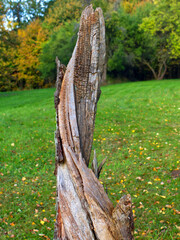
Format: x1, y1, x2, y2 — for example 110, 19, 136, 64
0, 79, 179, 239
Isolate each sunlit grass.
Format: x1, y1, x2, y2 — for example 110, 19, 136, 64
0, 79, 179, 239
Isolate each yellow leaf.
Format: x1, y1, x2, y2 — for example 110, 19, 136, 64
154, 177, 161, 181
161, 195, 166, 199
165, 205, 172, 209
40, 220, 45, 225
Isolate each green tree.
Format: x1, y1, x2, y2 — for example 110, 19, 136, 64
106, 2, 153, 80
43, 0, 82, 34
140, 0, 180, 79
39, 21, 78, 83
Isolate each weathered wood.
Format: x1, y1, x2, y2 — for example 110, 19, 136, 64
73, 5, 105, 166
54, 5, 134, 240
92, 150, 107, 179
54, 57, 65, 176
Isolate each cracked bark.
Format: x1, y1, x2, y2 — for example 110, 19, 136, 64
54, 5, 134, 240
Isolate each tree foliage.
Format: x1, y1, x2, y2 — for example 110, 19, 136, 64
15, 19, 46, 89
140, 0, 180, 79
3, 0, 54, 28
0, 0, 180, 91
140, 0, 180, 59
0, 1, 18, 91
39, 21, 78, 83
106, 2, 154, 79
122, 0, 151, 13
43, 0, 82, 34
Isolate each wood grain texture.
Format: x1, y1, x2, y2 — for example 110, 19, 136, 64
74, 6, 105, 166
54, 5, 134, 240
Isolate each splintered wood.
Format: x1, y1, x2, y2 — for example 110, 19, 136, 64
54, 5, 134, 240
74, 7, 104, 166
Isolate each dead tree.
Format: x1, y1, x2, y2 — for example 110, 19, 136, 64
54, 5, 134, 240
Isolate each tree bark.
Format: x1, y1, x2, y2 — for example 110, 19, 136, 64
54, 5, 134, 240
143, 59, 168, 80
158, 61, 167, 80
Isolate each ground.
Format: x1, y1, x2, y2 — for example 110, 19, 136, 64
0, 79, 179, 239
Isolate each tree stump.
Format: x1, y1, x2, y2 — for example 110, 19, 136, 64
54, 5, 134, 240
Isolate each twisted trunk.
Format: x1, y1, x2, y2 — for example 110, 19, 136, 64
54, 5, 134, 240
143, 59, 167, 80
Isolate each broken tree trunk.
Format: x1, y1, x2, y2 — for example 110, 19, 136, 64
54, 5, 134, 240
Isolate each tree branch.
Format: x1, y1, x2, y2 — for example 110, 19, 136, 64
142, 59, 157, 80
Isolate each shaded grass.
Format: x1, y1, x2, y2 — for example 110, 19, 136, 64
0, 79, 180, 239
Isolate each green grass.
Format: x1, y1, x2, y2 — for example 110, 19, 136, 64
0, 79, 180, 239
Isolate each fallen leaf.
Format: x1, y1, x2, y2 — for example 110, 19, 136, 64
175, 225, 180, 231
165, 205, 172, 209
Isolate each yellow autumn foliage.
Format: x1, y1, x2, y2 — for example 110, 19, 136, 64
15, 19, 46, 89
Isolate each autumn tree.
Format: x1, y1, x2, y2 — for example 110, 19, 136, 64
15, 19, 46, 89
0, 1, 18, 91
122, 0, 151, 13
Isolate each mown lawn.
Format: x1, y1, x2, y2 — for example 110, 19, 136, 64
0, 79, 179, 239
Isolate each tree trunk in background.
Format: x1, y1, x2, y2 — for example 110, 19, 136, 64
143, 59, 168, 80
54, 5, 134, 240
